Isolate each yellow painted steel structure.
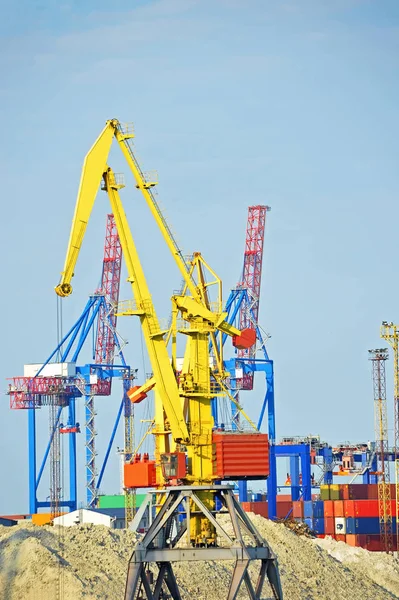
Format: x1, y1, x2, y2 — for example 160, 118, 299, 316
124, 408, 136, 528
381, 322, 399, 552
55, 119, 244, 543
369, 348, 393, 554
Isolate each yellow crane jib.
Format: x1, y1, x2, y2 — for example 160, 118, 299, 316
55, 122, 116, 297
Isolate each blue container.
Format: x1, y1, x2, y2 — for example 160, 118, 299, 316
312, 501, 324, 519
254, 493, 262, 502
313, 518, 325, 534
346, 517, 396, 535
303, 501, 314, 518
0, 517, 16, 527
304, 517, 314, 530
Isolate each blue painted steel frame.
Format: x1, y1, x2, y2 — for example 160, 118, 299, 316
274, 444, 312, 502
28, 294, 130, 514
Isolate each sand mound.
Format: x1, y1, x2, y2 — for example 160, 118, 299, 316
0, 515, 398, 599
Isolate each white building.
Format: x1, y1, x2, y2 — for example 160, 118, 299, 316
53, 509, 113, 528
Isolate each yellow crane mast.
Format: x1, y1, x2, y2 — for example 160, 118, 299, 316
368, 348, 393, 554
381, 321, 399, 551
55, 119, 282, 600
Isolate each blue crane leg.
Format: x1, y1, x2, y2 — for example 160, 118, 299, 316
290, 455, 300, 501
267, 444, 277, 520
301, 445, 312, 501
238, 480, 248, 502
323, 447, 333, 485
96, 397, 124, 492
68, 399, 77, 511
28, 408, 37, 514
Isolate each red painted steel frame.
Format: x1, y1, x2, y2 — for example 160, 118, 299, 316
237, 206, 270, 390
94, 214, 122, 394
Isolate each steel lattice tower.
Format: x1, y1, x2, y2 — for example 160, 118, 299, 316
86, 214, 123, 507
49, 398, 62, 520
237, 205, 270, 390
381, 321, 399, 552
369, 348, 393, 553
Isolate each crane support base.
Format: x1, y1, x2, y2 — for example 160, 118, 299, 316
124, 485, 283, 600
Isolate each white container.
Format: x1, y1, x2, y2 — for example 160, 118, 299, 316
24, 362, 76, 378
53, 509, 112, 527
335, 517, 346, 535
235, 368, 244, 379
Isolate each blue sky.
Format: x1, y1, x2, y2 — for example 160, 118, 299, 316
1, 0, 399, 513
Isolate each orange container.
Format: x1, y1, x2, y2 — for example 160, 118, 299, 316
334, 500, 344, 517
335, 534, 346, 542
241, 502, 252, 512
32, 513, 65, 526
346, 534, 357, 547
344, 500, 355, 518
324, 501, 335, 518
212, 432, 269, 480
124, 460, 156, 488
324, 517, 334, 535
292, 501, 303, 518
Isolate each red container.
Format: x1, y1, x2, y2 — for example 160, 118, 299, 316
324, 517, 335, 535
124, 459, 156, 488
241, 502, 252, 512
292, 501, 303, 518
354, 500, 379, 517
334, 500, 344, 517
252, 502, 268, 518
276, 501, 293, 519
316, 534, 326, 539
341, 484, 369, 500
336, 534, 346, 542
344, 500, 355, 518
213, 432, 269, 480
365, 535, 384, 552
324, 501, 335, 518
367, 485, 378, 500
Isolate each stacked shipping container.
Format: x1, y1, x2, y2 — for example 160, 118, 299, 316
241, 484, 398, 552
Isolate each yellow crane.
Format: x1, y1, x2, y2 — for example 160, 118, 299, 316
55, 119, 282, 600
380, 321, 399, 551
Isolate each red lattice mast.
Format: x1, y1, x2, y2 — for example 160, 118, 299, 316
95, 214, 122, 369
237, 205, 270, 390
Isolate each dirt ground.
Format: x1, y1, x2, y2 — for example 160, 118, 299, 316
0, 514, 398, 599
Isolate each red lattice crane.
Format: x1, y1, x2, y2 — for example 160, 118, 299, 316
95, 214, 123, 375
237, 205, 270, 390
86, 214, 123, 507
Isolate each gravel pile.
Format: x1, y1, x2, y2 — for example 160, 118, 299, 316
0, 514, 398, 599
